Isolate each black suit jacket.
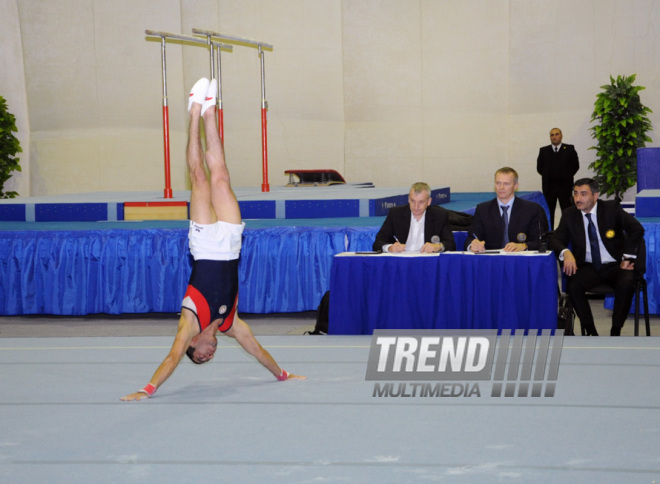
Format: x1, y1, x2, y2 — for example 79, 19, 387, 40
373, 205, 456, 252
464, 197, 548, 250
549, 200, 645, 269
536, 144, 579, 192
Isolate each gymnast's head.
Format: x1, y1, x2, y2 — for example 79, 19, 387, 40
186, 334, 218, 365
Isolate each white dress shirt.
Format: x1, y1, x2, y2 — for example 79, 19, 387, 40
404, 212, 426, 252
580, 202, 616, 264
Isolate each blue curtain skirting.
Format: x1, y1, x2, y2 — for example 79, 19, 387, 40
0, 226, 353, 315
0, 229, 190, 315
1, 220, 658, 316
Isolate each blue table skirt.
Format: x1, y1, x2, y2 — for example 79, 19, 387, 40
328, 252, 559, 335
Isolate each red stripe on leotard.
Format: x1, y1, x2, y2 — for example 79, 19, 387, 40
183, 285, 211, 330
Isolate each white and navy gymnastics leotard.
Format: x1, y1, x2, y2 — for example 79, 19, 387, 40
181, 220, 245, 332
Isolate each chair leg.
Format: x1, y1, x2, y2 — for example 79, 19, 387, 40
643, 285, 651, 336
634, 287, 640, 337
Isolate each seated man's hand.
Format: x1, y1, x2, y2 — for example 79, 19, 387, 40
420, 242, 443, 253
620, 260, 635, 271
469, 239, 486, 253
503, 242, 525, 252
562, 251, 578, 276
389, 242, 406, 252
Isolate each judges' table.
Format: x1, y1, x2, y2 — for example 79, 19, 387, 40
328, 251, 558, 335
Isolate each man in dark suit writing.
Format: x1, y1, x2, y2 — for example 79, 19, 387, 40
550, 178, 645, 336
537, 127, 580, 228
373, 182, 456, 253
464, 167, 548, 252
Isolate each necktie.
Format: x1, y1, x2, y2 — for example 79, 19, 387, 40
501, 206, 509, 246
555, 147, 559, 153
586, 213, 601, 270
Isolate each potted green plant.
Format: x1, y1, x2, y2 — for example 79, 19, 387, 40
589, 74, 653, 201
0, 96, 22, 199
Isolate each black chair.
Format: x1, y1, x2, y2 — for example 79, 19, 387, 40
583, 239, 650, 336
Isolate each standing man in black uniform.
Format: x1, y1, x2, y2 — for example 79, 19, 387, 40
537, 127, 579, 228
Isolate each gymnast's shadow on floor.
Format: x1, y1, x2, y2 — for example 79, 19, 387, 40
161, 374, 286, 402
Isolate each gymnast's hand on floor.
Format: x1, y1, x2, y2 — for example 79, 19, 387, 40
120, 391, 150, 402
284, 372, 307, 381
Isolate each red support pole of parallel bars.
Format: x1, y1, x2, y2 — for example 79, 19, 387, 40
218, 107, 224, 144
162, 104, 173, 198
259, 46, 269, 192
261, 106, 269, 192
159, 36, 172, 199
216, 46, 224, 143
